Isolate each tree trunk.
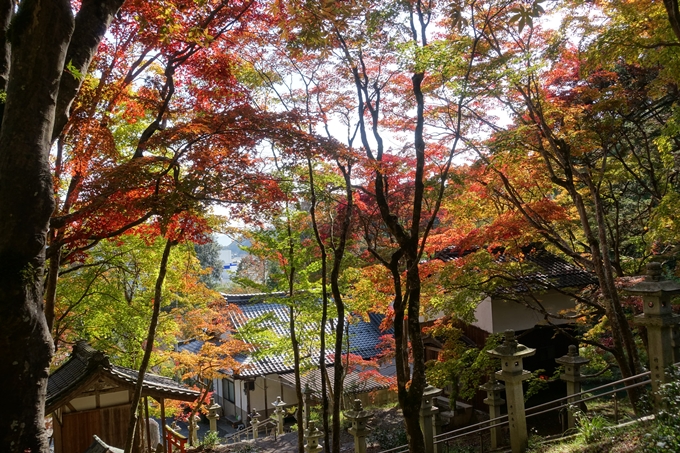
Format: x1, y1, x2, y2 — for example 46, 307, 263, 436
0, 1, 74, 451
124, 238, 176, 453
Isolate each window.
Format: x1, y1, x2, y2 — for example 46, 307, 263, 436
223, 378, 235, 403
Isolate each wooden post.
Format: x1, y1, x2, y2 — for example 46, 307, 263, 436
145, 397, 152, 453
160, 398, 167, 453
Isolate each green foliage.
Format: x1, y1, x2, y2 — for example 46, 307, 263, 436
200, 430, 221, 449
194, 237, 223, 289
574, 410, 610, 444
426, 328, 500, 404
367, 423, 407, 450
643, 366, 680, 452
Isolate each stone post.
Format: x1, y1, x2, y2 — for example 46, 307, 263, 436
272, 396, 286, 435
488, 329, 535, 453
419, 385, 442, 453
190, 414, 200, 446
303, 383, 313, 430
480, 373, 505, 450
304, 420, 324, 453
207, 397, 221, 434
555, 345, 590, 430
345, 399, 372, 453
625, 262, 680, 407
250, 408, 261, 440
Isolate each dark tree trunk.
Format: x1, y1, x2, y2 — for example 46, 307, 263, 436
0, 1, 74, 451
0, 1, 123, 451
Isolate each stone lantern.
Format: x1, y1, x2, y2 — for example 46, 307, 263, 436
625, 262, 680, 406
272, 396, 286, 435
480, 373, 505, 449
250, 408, 261, 440
345, 399, 372, 453
304, 420, 323, 453
420, 385, 442, 453
206, 397, 221, 434
488, 329, 535, 453
555, 345, 589, 429
303, 383, 314, 430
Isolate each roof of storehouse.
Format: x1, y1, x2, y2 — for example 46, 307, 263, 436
278, 365, 395, 396
435, 244, 598, 292
218, 292, 393, 378
46, 341, 199, 414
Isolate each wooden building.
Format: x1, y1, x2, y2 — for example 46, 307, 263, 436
47, 341, 199, 453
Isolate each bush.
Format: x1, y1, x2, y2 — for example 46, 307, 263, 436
643, 366, 680, 452
368, 425, 407, 450
201, 430, 221, 450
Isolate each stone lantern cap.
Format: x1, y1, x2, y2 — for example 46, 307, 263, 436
272, 396, 286, 408
555, 345, 590, 367
344, 399, 371, 420
625, 262, 680, 296
488, 330, 536, 359
250, 408, 261, 419
422, 384, 443, 401
479, 373, 505, 393
208, 397, 221, 412
303, 383, 313, 396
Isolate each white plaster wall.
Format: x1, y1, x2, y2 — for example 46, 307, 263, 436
99, 391, 129, 407
249, 374, 281, 418
489, 290, 576, 334
471, 296, 494, 333
67, 395, 97, 412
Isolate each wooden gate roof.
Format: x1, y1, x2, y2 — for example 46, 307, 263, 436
47, 341, 198, 414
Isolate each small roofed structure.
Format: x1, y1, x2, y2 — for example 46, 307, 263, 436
47, 341, 199, 453
83, 435, 124, 453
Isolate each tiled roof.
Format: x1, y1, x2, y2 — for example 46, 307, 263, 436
436, 246, 598, 292
222, 293, 393, 377
47, 341, 199, 413
83, 436, 123, 453
278, 366, 394, 396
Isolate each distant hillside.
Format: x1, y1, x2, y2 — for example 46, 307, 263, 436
225, 238, 250, 256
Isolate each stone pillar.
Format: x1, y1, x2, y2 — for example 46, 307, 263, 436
345, 399, 372, 453
190, 414, 200, 446
488, 329, 535, 453
626, 262, 680, 407
303, 383, 313, 430
480, 373, 505, 450
250, 408, 261, 440
207, 397, 221, 434
304, 420, 324, 453
419, 385, 442, 453
555, 345, 590, 429
272, 396, 286, 435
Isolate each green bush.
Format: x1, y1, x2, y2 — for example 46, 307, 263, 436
201, 430, 221, 450
643, 366, 680, 452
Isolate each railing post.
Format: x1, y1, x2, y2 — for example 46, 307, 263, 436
488, 329, 535, 453
556, 345, 590, 430
207, 396, 221, 434
272, 396, 286, 435
626, 262, 680, 408
304, 420, 324, 453
420, 385, 441, 453
251, 408, 261, 440
480, 373, 505, 450
345, 399, 372, 453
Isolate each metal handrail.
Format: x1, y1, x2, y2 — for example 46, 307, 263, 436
432, 367, 659, 447
376, 363, 680, 452
223, 419, 278, 444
